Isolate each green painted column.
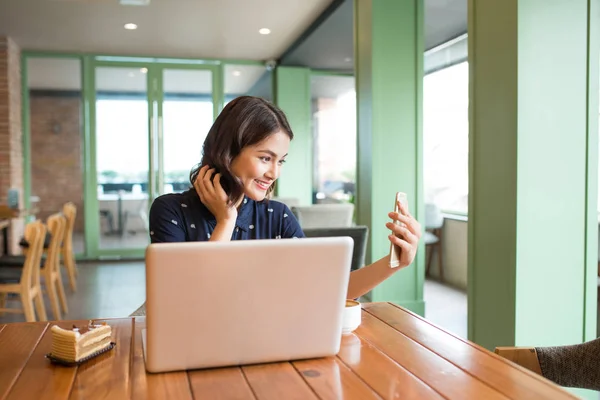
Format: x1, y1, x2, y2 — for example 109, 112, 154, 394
274, 66, 313, 206
468, 0, 599, 354
354, 0, 426, 314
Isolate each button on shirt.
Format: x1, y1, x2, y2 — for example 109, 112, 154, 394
149, 189, 305, 243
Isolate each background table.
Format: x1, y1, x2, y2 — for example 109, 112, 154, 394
0, 302, 576, 399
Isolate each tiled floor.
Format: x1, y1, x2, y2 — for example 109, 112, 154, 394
424, 279, 468, 338
0, 261, 146, 323
71, 232, 149, 254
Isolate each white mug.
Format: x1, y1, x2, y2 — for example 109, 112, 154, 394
342, 299, 361, 334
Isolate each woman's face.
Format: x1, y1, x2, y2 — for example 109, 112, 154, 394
231, 131, 291, 201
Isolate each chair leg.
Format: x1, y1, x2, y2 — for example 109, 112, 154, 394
45, 274, 61, 321
63, 250, 78, 291
72, 254, 79, 277
22, 296, 36, 322
438, 242, 444, 282
426, 245, 434, 276
34, 291, 47, 322
56, 273, 69, 314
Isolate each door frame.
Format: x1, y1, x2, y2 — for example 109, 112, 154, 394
85, 57, 222, 259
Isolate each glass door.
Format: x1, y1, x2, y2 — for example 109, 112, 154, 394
89, 61, 219, 257
155, 68, 217, 197
94, 65, 152, 253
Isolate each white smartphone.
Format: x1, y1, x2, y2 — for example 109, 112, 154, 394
389, 192, 408, 268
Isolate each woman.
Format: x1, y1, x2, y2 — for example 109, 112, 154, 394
143, 96, 421, 306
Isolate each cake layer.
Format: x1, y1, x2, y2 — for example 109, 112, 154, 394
50, 322, 113, 362
51, 324, 111, 342
51, 337, 113, 362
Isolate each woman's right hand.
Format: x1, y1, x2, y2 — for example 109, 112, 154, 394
194, 165, 238, 224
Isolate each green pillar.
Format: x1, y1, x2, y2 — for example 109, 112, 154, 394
354, 0, 425, 314
274, 66, 312, 206
468, 0, 599, 351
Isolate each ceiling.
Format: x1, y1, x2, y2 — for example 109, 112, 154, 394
281, 0, 467, 70
11, 0, 467, 98
0, 0, 334, 60
311, 74, 354, 99
1, 0, 467, 67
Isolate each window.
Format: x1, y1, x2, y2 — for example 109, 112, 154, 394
311, 75, 356, 204
423, 62, 469, 214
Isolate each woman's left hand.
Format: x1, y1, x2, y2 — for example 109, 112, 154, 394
385, 200, 422, 268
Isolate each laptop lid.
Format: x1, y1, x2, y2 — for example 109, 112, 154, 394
144, 236, 353, 373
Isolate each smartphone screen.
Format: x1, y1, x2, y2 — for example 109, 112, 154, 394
389, 192, 408, 268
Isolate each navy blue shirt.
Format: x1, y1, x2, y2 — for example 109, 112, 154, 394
149, 189, 305, 243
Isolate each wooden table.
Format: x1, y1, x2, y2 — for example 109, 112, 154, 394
0, 302, 576, 399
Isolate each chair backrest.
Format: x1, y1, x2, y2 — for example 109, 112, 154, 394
62, 202, 76, 252
20, 221, 46, 290
425, 203, 444, 230
271, 197, 300, 208
45, 213, 66, 274
302, 226, 369, 272
292, 203, 354, 229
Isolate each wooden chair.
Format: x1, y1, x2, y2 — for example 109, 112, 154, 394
425, 203, 444, 281
495, 347, 542, 375
496, 340, 600, 391
0, 221, 48, 322
272, 197, 300, 208
303, 226, 369, 272
41, 213, 68, 320
61, 202, 78, 292
291, 204, 354, 229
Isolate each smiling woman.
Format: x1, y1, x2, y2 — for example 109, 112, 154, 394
190, 96, 293, 205
149, 96, 300, 245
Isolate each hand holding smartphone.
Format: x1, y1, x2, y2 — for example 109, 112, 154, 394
389, 192, 408, 268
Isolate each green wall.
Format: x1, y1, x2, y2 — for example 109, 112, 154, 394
468, 0, 598, 352
355, 0, 425, 313
274, 66, 313, 206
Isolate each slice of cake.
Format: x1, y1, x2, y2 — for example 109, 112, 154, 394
50, 321, 113, 363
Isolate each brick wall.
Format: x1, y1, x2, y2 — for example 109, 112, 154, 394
0, 37, 23, 254
0, 37, 22, 205
30, 93, 84, 232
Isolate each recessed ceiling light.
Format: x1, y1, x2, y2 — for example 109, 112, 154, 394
120, 0, 150, 5
259, 28, 271, 35
344, 57, 352, 62
124, 23, 138, 30
140, 67, 148, 73
232, 70, 241, 77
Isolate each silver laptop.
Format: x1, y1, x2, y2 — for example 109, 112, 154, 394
142, 237, 353, 373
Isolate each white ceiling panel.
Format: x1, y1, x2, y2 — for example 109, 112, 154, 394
0, 0, 334, 60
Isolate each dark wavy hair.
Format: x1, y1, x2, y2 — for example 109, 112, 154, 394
190, 96, 294, 204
